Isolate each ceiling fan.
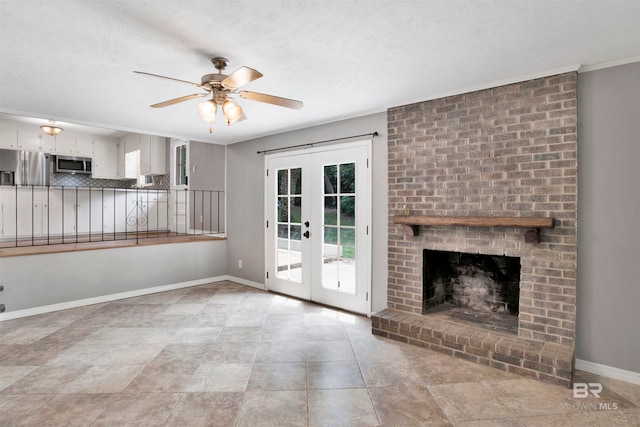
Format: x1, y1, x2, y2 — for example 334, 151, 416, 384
134, 57, 303, 132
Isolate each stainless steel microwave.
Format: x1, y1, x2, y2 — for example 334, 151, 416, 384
55, 156, 92, 174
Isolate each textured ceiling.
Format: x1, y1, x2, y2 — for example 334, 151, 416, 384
0, 0, 639, 145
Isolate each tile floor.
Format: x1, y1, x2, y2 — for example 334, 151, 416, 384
0, 280, 638, 426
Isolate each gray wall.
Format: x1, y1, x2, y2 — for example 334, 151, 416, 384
577, 62, 640, 372
189, 141, 225, 191
189, 141, 226, 232
0, 240, 227, 311
226, 113, 388, 313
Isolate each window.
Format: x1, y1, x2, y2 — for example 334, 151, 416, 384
173, 143, 188, 187
138, 174, 153, 187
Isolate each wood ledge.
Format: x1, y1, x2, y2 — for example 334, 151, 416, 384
392, 215, 554, 243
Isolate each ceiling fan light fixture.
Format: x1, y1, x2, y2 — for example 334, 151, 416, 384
222, 99, 243, 125
136, 57, 302, 132
197, 100, 217, 123
40, 120, 63, 136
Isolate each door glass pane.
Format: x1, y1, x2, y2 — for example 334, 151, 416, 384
290, 225, 301, 240
337, 258, 356, 294
277, 224, 288, 239
324, 165, 337, 194
290, 197, 302, 223
275, 167, 302, 283
337, 228, 356, 294
324, 196, 337, 225
321, 161, 357, 294
323, 226, 337, 246
339, 163, 355, 193
340, 196, 355, 226
322, 226, 339, 290
278, 169, 288, 195
290, 168, 302, 195
277, 197, 288, 222
339, 228, 356, 260
277, 243, 290, 280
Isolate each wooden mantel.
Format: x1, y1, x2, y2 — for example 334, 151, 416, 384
392, 215, 555, 243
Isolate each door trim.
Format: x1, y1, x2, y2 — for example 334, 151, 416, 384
263, 139, 372, 315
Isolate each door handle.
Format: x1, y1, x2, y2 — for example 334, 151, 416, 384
303, 230, 310, 239
304, 221, 310, 228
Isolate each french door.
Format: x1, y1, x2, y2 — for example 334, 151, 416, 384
265, 142, 371, 315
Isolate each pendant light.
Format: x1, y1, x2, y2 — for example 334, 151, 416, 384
40, 120, 63, 136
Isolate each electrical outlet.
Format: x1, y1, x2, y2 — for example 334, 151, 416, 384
238, 259, 243, 269
0, 285, 4, 292
0, 304, 5, 313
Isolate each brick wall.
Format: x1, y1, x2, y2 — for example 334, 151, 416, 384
387, 73, 578, 347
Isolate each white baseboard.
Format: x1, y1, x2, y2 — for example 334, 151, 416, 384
0, 276, 228, 322
576, 359, 640, 385
223, 275, 266, 291
0, 275, 266, 322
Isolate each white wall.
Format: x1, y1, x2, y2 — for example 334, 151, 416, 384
0, 240, 227, 312
576, 62, 640, 373
226, 113, 388, 313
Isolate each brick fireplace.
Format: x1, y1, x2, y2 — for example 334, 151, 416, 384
372, 72, 578, 387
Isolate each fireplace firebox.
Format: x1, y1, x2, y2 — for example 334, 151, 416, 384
423, 250, 521, 315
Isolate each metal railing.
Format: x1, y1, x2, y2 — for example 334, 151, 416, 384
0, 185, 225, 248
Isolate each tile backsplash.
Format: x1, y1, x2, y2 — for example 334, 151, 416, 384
50, 173, 169, 189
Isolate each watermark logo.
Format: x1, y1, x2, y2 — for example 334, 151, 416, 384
573, 382, 602, 398
560, 382, 619, 411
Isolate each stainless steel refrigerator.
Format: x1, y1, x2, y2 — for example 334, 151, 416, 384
0, 149, 50, 186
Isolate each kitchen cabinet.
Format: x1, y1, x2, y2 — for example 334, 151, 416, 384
44, 187, 78, 237
140, 135, 166, 175
0, 187, 48, 238
1, 201, 46, 238
93, 138, 120, 179
124, 150, 140, 179
46, 136, 94, 157
75, 137, 94, 157
124, 134, 141, 179
41, 134, 57, 153
123, 133, 166, 178
17, 131, 41, 151
0, 187, 170, 240
124, 133, 141, 152
91, 188, 128, 234
0, 128, 18, 149
125, 134, 142, 178
125, 190, 168, 232
75, 190, 109, 235
52, 135, 76, 155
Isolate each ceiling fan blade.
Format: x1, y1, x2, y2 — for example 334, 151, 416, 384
133, 71, 202, 87
238, 91, 303, 109
150, 93, 207, 108
221, 67, 263, 90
